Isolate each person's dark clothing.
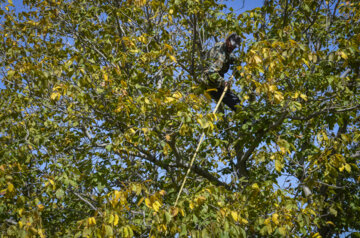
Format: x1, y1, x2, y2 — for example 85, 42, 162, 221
208, 86, 241, 111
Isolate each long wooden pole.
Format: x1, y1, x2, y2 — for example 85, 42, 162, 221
174, 76, 233, 207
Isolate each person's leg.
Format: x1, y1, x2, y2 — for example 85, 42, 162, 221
222, 90, 241, 111
208, 86, 223, 102
209, 86, 240, 112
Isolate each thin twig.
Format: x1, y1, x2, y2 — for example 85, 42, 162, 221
4, 219, 17, 225
74, 192, 103, 216
316, 181, 345, 189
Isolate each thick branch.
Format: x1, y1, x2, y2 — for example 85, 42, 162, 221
169, 141, 230, 189
240, 110, 288, 164
282, 0, 289, 28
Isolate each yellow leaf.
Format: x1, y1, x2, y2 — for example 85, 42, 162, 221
293, 91, 299, 99
173, 91, 182, 99
308, 208, 316, 216
163, 143, 170, 155
135, 0, 146, 6
50, 92, 61, 101
168, 54, 177, 62
88, 217, 96, 225
275, 159, 283, 172
171, 207, 179, 217
274, 92, 284, 103
114, 214, 119, 226
326, 221, 335, 226
7, 182, 14, 192
159, 190, 166, 196
38, 229, 46, 238
278, 227, 286, 236
179, 208, 185, 216
240, 218, 249, 224
231, 211, 238, 222
345, 163, 351, 173
137, 197, 144, 206
302, 58, 310, 67
271, 213, 279, 225
120, 80, 127, 87
195, 196, 206, 204
164, 43, 173, 51
37, 204, 44, 211
129, 49, 139, 54
108, 214, 114, 224
138, 35, 148, 44
339, 164, 345, 172
339, 51, 348, 60
312, 232, 322, 238
254, 55, 262, 64
122, 226, 129, 237
18, 208, 24, 216
268, 85, 277, 92
145, 198, 151, 208
164, 97, 175, 103
48, 179, 55, 189
300, 93, 308, 101
252, 183, 260, 190
7, 70, 15, 77
103, 72, 109, 82
152, 200, 161, 212
114, 190, 121, 201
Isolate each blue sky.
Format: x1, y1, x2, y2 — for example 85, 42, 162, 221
227, 0, 263, 11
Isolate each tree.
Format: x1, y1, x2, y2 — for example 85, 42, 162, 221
0, 0, 359, 236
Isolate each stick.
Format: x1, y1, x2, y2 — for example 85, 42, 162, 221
174, 75, 234, 207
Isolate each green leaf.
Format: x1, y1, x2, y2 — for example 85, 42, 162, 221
275, 159, 283, 172
55, 189, 64, 199
104, 225, 113, 236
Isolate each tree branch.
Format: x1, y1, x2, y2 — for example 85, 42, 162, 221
74, 192, 103, 216
282, 0, 289, 28
240, 109, 288, 165
316, 181, 345, 189
289, 104, 360, 121
4, 219, 17, 226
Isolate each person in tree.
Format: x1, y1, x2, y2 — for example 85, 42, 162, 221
204, 33, 242, 111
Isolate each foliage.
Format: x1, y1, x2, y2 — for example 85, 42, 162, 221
0, 0, 359, 237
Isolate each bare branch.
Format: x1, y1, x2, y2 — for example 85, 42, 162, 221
74, 192, 103, 216
4, 219, 17, 225
289, 104, 360, 121
316, 181, 345, 189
